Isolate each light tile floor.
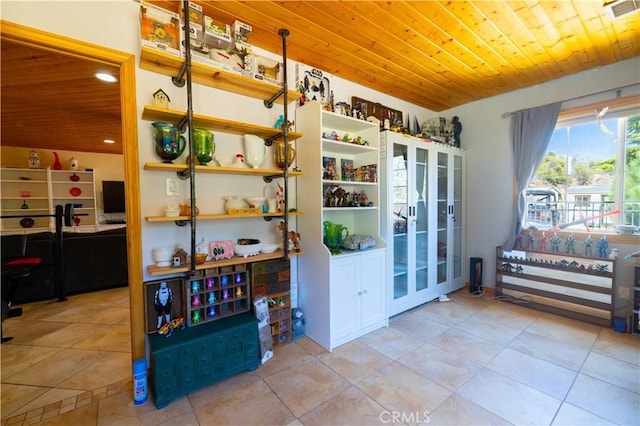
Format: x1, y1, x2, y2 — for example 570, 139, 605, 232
1, 287, 638, 425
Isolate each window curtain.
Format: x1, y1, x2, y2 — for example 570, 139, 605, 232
503, 102, 561, 250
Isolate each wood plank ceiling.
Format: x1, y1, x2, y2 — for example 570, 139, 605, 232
1, 1, 639, 155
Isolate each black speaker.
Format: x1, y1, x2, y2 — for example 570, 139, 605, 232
469, 257, 483, 293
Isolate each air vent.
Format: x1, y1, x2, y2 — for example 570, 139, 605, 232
604, 0, 640, 19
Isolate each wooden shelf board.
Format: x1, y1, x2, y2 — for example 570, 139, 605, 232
147, 249, 303, 276
146, 211, 302, 222
323, 139, 378, 155
142, 105, 303, 142
143, 162, 303, 177
140, 47, 300, 105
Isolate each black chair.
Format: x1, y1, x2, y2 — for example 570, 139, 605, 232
2, 235, 42, 343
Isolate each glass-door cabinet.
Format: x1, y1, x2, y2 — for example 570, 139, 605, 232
381, 131, 465, 316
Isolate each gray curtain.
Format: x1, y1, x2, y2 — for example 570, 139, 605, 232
503, 102, 561, 249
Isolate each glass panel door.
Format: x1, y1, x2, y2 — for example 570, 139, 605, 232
392, 143, 408, 300
452, 154, 463, 280
414, 147, 428, 291
437, 151, 448, 284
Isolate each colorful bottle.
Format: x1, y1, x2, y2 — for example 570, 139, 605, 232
133, 359, 147, 405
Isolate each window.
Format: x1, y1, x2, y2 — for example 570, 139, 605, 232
526, 104, 640, 233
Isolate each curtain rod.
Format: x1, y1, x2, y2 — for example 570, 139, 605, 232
501, 83, 638, 118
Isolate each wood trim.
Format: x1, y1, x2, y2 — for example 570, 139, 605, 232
1, 21, 144, 360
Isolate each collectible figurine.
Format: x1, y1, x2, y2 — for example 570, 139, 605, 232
154, 281, 173, 329
192, 310, 201, 324
208, 292, 216, 304
236, 287, 244, 298
235, 273, 243, 284
221, 275, 229, 286
537, 232, 547, 251
192, 294, 201, 308
452, 116, 462, 147
526, 231, 535, 250
291, 308, 305, 340
584, 234, 593, 256
206, 277, 214, 290
550, 232, 561, 253
222, 289, 229, 301
207, 306, 216, 318
597, 235, 608, 258
192, 281, 200, 293
566, 234, 576, 254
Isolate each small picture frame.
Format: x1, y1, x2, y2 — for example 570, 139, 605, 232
322, 156, 338, 180
341, 159, 354, 181
144, 278, 185, 334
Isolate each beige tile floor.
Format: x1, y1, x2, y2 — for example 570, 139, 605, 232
1, 287, 639, 425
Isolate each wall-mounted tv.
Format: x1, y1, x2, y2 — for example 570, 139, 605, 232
102, 180, 126, 214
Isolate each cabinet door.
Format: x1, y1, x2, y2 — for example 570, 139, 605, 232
360, 249, 386, 328
330, 256, 361, 342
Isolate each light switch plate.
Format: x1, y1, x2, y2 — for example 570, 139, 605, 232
166, 177, 180, 196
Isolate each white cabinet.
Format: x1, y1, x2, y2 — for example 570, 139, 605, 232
1, 167, 97, 233
380, 131, 465, 316
296, 101, 387, 351
330, 249, 387, 348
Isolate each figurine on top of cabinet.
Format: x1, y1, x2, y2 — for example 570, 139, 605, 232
597, 235, 608, 258
584, 234, 593, 256
28, 150, 40, 169
153, 89, 170, 109
452, 116, 462, 147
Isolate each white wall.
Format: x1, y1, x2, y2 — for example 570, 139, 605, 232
441, 57, 640, 307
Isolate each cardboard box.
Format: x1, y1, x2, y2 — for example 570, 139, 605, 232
203, 15, 233, 50
254, 55, 283, 86
233, 20, 252, 46
140, 1, 181, 57
295, 63, 333, 106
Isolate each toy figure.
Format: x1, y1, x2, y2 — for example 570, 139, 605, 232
291, 308, 305, 340
597, 235, 608, 258
452, 116, 462, 147
192, 309, 201, 324
154, 281, 173, 329
566, 234, 575, 254
236, 287, 244, 298
550, 232, 561, 253
537, 232, 547, 251
526, 231, 535, 250
584, 234, 593, 256
206, 277, 214, 290
192, 294, 201, 308
222, 289, 229, 301
221, 275, 229, 286
207, 306, 216, 318
192, 281, 200, 293
208, 292, 216, 304
235, 273, 242, 284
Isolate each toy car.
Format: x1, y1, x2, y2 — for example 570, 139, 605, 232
158, 316, 185, 337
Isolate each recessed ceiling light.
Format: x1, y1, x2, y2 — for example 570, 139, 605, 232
104, 139, 116, 144
95, 72, 117, 83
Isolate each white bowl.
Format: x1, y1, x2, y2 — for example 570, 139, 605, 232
245, 196, 266, 209
152, 246, 174, 266
165, 209, 180, 217
235, 239, 262, 257
260, 243, 278, 253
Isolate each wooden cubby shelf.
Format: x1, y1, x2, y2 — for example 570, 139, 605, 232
142, 105, 303, 142
139, 47, 301, 104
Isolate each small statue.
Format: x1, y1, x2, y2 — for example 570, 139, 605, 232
192, 294, 201, 308
451, 116, 462, 148
537, 232, 547, 252
208, 292, 216, 304
206, 278, 214, 290
566, 234, 576, 254
192, 281, 200, 293
28, 150, 40, 169
222, 289, 229, 301
526, 231, 535, 250
192, 310, 201, 324
236, 287, 244, 298
584, 234, 593, 256
550, 232, 561, 253
597, 235, 608, 258
207, 306, 216, 318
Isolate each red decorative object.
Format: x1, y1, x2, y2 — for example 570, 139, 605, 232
69, 173, 80, 182
73, 215, 81, 226
69, 187, 82, 196
52, 152, 62, 170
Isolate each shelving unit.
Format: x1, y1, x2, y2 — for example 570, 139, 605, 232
139, 47, 300, 104
185, 264, 250, 327
496, 245, 616, 327
296, 101, 388, 351
1, 167, 97, 232
250, 258, 291, 346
